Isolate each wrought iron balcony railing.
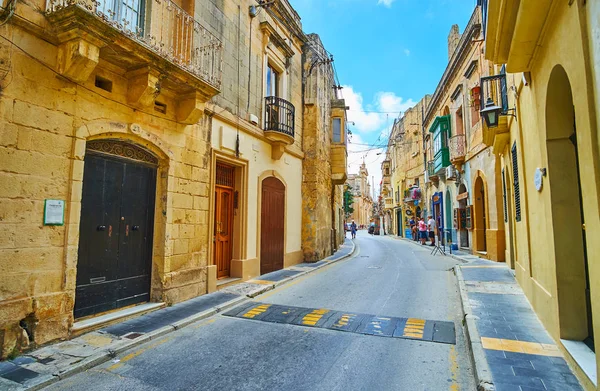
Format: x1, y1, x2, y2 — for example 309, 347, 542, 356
46, 0, 223, 89
264, 96, 295, 137
480, 73, 508, 115
449, 134, 466, 162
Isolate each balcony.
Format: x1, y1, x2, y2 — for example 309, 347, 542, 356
331, 144, 347, 184
427, 161, 438, 181
46, 0, 223, 123
264, 96, 295, 159
480, 73, 511, 152
449, 134, 466, 164
331, 98, 348, 184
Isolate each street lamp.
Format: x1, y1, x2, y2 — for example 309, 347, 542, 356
480, 97, 501, 128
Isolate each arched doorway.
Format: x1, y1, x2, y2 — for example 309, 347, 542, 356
474, 176, 487, 252
445, 189, 453, 246
457, 183, 469, 248
546, 65, 593, 349
260, 177, 285, 274
75, 140, 157, 318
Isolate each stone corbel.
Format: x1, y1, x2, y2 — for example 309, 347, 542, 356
57, 37, 100, 83
126, 67, 164, 108
176, 91, 206, 125
271, 142, 286, 160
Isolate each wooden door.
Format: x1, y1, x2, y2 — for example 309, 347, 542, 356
214, 186, 233, 278
75, 142, 156, 319
260, 177, 285, 274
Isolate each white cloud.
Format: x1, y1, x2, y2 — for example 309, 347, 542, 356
377, 0, 395, 7
342, 86, 416, 198
343, 86, 416, 133
404, 49, 411, 56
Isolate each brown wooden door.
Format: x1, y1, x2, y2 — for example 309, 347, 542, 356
260, 177, 285, 274
214, 186, 233, 278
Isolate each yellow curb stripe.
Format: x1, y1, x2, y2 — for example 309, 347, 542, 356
481, 337, 562, 357
461, 265, 507, 269
247, 280, 275, 285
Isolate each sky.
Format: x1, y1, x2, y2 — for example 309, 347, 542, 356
289, 0, 477, 196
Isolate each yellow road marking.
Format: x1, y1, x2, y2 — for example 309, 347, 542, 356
448, 345, 460, 391
107, 337, 172, 371
302, 308, 329, 326
402, 318, 425, 338
481, 337, 562, 357
242, 304, 271, 318
192, 318, 216, 329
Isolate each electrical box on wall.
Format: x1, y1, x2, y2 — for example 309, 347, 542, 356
249, 113, 259, 125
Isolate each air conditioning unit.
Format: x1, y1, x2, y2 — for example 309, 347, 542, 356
446, 165, 457, 180
424, 171, 430, 184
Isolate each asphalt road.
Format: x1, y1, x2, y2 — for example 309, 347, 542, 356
45, 231, 476, 391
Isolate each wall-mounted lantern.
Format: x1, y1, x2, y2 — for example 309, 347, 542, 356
480, 97, 502, 128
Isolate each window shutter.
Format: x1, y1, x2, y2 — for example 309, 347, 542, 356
501, 168, 508, 223
511, 142, 521, 222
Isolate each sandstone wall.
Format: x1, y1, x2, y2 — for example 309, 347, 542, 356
0, 21, 211, 357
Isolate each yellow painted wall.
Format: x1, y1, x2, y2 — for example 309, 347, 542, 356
492, 1, 600, 388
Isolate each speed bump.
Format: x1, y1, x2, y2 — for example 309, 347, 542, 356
223, 302, 456, 345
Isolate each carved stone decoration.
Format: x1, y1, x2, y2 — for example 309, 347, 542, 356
86, 139, 159, 165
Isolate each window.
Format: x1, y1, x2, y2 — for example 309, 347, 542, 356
511, 142, 521, 222
434, 134, 442, 154
99, 0, 145, 32
266, 64, 279, 97
333, 118, 342, 143
471, 87, 481, 126
415, 178, 420, 187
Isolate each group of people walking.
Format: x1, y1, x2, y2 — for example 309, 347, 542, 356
409, 215, 437, 246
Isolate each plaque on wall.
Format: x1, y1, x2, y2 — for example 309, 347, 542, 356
44, 199, 65, 226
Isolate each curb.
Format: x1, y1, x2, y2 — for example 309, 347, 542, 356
24, 241, 357, 390
454, 265, 495, 391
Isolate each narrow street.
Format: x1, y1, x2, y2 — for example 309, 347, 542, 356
44, 232, 475, 391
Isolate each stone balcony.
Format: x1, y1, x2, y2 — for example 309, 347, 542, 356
45, 0, 223, 123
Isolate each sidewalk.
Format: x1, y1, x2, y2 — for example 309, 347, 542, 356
455, 259, 584, 391
0, 239, 356, 391
384, 234, 584, 390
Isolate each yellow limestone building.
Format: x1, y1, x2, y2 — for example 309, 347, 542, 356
0, 0, 223, 356
484, 0, 599, 388
206, 0, 306, 284
0, 0, 342, 358
382, 95, 430, 237
346, 163, 373, 228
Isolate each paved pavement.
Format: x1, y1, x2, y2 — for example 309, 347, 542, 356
22, 231, 475, 390
454, 259, 584, 391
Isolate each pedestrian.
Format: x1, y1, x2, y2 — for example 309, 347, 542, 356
427, 215, 436, 246
409, 216, 416, 241
418, 217, 428, 245
351, 220, 357, 239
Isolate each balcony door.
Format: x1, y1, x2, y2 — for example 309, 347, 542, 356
97, 0, 145, 33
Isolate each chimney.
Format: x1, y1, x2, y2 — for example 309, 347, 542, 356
448, 24, 461, 60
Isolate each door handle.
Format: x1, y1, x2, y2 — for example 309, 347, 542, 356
97, 225, 106, 231
132, 225, 140, 231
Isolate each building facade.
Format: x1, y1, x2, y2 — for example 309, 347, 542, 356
382, 95, 430, 238
301, 34, 347, 262
484, 0, 599, 388
421, 4, 505, 261
346, 163, 373, 228
0, 0, 346, 358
